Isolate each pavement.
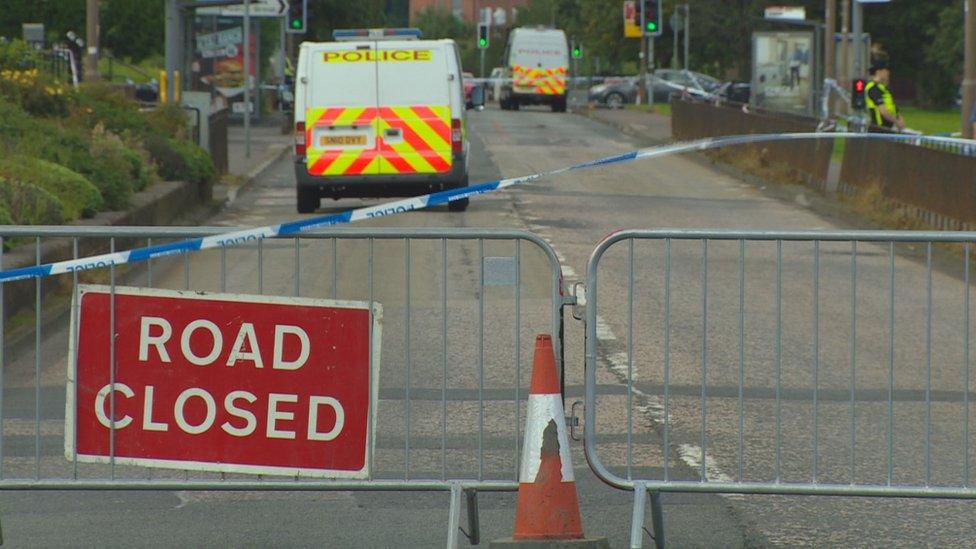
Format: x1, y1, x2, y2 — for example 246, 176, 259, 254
214, 114, 293, 206
583, 106, 673, 144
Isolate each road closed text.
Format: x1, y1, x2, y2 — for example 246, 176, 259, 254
68, 286, 380, 478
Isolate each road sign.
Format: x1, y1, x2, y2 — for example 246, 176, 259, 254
623, 1, 641, 38
197, 0, 288, 18
764, 6, 806, 21
66, 285, 381, 479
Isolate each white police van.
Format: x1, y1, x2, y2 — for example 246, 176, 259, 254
498, 27, 569, 112
293, 28, 480, 213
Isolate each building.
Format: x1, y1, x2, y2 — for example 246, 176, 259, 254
409, 0, 528, 25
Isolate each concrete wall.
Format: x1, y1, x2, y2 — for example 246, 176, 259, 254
671, 99, 833, 185
672, 99, 976, 231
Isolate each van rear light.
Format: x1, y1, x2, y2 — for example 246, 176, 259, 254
295, 121, 306, 156
451, 118, 462, 154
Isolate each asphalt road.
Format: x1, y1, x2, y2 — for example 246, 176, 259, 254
3, 104, 976, 547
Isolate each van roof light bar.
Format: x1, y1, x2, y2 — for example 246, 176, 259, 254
333, 28, 422, 41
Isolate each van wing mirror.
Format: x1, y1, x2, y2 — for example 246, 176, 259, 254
469, 84, 485, 110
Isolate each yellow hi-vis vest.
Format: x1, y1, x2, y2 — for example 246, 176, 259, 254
864, 80, 897, 128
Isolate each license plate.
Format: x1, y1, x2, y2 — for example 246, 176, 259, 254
320, 135, 366, 146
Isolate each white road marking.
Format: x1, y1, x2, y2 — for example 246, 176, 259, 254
595, 316, 617, 341
676, 444, 734, 483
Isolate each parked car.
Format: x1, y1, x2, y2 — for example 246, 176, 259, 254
588, 70, 723, 108
588, 76, 638, 108
716, 81, 751, 104
649, 69, 722, 102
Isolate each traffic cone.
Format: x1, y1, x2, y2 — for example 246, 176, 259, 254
491, 335, 607, 548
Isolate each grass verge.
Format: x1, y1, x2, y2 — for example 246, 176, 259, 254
900, 106, 962, 135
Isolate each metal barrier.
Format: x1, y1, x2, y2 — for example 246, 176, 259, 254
584, 229, 976, 548
0, 226, 565, 548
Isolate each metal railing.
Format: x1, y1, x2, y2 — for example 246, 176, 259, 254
0, 226, 566, 548
584, 229, 976, 548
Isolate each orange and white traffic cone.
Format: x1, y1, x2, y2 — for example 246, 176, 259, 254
492, 334, 608, 548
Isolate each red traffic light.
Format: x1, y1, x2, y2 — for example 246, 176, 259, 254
852, 78, 868, 110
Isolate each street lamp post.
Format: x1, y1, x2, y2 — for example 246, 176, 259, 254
963, 0, 976, 138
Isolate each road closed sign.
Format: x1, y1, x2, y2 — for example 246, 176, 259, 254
66, 285, 381, 478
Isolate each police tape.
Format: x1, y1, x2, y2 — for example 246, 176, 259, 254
1, 131, 971, 283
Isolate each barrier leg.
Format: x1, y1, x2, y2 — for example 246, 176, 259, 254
629, 482, 647, 549
448, 483, 463, 549
463, 489, 481, 545
649, 491, 666, 549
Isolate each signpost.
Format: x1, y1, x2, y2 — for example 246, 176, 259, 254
197, 0, 288, 17
66, 286, 382, 478
763, 6, 807, 21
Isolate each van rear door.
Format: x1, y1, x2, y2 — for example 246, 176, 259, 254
305, 42, 380, 176
374, 42, 453, 175
511, 31, 568, 95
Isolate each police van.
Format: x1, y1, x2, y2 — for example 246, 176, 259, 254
498, 27, 569, 113
293, 28, 479, 213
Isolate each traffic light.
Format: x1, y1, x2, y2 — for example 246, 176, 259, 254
477, 23, 489, 49
287, 0, 307, 34
572, 41, 582, 59
642, 0, 662, 36
852, 78, 867, 110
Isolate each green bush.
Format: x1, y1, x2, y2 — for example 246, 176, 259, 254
143, 103, 189, 140
6, 119, 141, 211
0, 201, 12, 225
72, 82, 153, 136
0, 40, 39, 70
143, 133, 185, 181
144, 134, 214, 185
0, 156, 103, 219
0, 96, 35, 150
0, 177, 65, 225
168, 137, 215, 185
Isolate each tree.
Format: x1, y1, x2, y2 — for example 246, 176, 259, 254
306, 0, 387, 43
102, 0, 165, 62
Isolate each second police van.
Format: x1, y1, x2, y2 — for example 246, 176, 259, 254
498, 27, 569, 113
293, 28, 479, 213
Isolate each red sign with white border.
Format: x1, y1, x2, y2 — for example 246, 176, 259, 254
66, 285, 382, 479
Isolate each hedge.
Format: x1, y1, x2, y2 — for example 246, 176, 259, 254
144, 134, 215, 185
0, 156, 103, 219
0, 176, 65, 225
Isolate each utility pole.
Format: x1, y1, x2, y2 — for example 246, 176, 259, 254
964, 0, 976, 138
165, 0, 181, 102
851, 0, 863, 78
84, 0, 100, 81
825, 0, 836, 81
683, 4, 689, 71
839, 0, 850, 92
638, 36, 648, 104
244, 0, 251, 158
671, 11, 679, 69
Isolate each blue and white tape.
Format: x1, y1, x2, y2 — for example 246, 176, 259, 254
0, 131, 970, 283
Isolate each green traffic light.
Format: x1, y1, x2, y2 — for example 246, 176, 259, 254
572, 48, 581, 58
479, 38, 487, 47
291, 18, 302, 29
646, 21, 657, 31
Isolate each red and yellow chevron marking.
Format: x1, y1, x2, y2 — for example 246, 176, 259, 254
305, 105, 452, 176
305, 106, 379, 176
376, 105, 451, 174
512, 65, 567, 96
